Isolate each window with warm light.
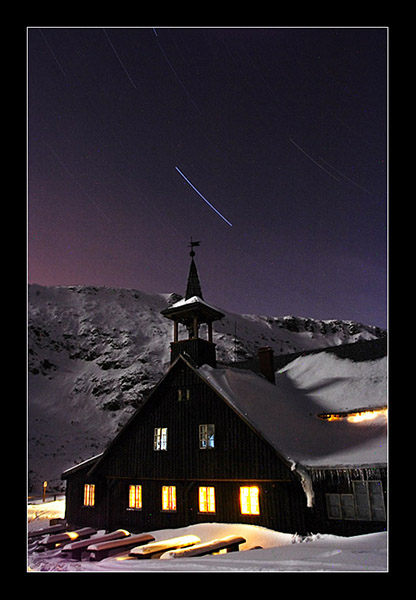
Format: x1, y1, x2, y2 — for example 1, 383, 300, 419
199, 424, 215, 449
128, 485, 142, 510
154, 427, 168, 451
240, 486, 260, 515
199, 486, 216, 513
83, 483, 95, 507
162, 485, 176, 511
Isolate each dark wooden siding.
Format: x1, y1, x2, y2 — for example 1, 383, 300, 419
63, 359, 386, 536
101, 478, 307, 534
64, 359, 309, 532
64, 469, 106, 530
96, 362, 296, 482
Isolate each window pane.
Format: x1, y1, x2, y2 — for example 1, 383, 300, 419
240, 486, 260, 515
326, 493, 341, 519
154, 428, 160, 450
162, 486, 176, 511
199, 486, 216, 513
154, 427, 168, 451
340, 494, 355, 519
83, 484, 95, 506
353, 481, 371, 520
199, 424, 215, 449
368, 481, 386, 521
129, 485, 142, 509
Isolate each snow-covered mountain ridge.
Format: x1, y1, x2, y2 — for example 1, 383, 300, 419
28, 284, 386, 492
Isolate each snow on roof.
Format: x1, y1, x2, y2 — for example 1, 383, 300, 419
170, 295, 223, 313
278, 352, 387, 414
61, 453, 103, 477
198, 352, 387, 470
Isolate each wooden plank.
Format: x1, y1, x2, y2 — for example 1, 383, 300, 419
39, 527, 97, 549
160, 535, 246, 559
61, 529, 130, 560
88, 533, 155, 561
129, 535, 200, 559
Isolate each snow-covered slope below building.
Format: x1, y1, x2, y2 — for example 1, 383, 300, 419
28, 284, 386, 492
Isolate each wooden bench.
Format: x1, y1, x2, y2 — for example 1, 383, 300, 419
87, 533, 155, 561
129, 535, 201, 559
160, 535, 246, 559
39, 527, 97, 550
61, 529, 130, 560
28, 523, 67, 539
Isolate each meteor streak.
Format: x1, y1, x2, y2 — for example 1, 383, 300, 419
175, 167, 233, 227
289, 138, 340, 181
103, 29, 137, 90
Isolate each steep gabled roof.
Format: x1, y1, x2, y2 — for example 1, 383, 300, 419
83, 354, 199, 477
198, 356, 387, 470
82, 353, 295, 479
76, 348, 386, 483
61, 453, 103, 479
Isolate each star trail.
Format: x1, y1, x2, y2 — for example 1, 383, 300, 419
28, 27, 387, 327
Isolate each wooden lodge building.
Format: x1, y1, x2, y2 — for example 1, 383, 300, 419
62, 246, 387, 537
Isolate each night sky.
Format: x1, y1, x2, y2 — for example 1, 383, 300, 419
28, 27, 387, 328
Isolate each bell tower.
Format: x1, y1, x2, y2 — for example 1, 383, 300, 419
161, 240, 224, 367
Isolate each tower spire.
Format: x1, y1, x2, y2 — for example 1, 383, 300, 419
161, 239, 225, 367
185, 238, 203, 300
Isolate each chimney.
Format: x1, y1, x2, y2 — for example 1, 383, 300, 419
258, 347, 275, 384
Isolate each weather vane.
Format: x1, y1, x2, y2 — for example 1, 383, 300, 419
189, 237, 201, 257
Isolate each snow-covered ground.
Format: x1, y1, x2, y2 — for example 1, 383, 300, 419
27, 498, 387, 572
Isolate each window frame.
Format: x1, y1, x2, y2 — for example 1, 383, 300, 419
240, 486, 260, 515
154, 427, 168, 451
161, 485, 177, 512
368, 480, 387, 521
127, 484, 142, 511
199, 424, 215, 449
326, 493, 342, 519
177, 388, 190, 402
353, 481, 372, 520
198, 486, 216, 514
83, 483, 95, 507
326, 480, 386, 521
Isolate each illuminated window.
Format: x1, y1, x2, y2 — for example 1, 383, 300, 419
240, 486, 260, 515
154, 427, 168, 451
162, 485, 176, 511
199, 424, 215, 449
318, 408, 387, 423
83, 483, 95, 507
128, 485, 142, 510
199, 486, 216, 513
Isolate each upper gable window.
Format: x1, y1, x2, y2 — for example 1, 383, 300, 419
177, 388, 190, 402
199, 424, 215, 449
154, 427, 168, 451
